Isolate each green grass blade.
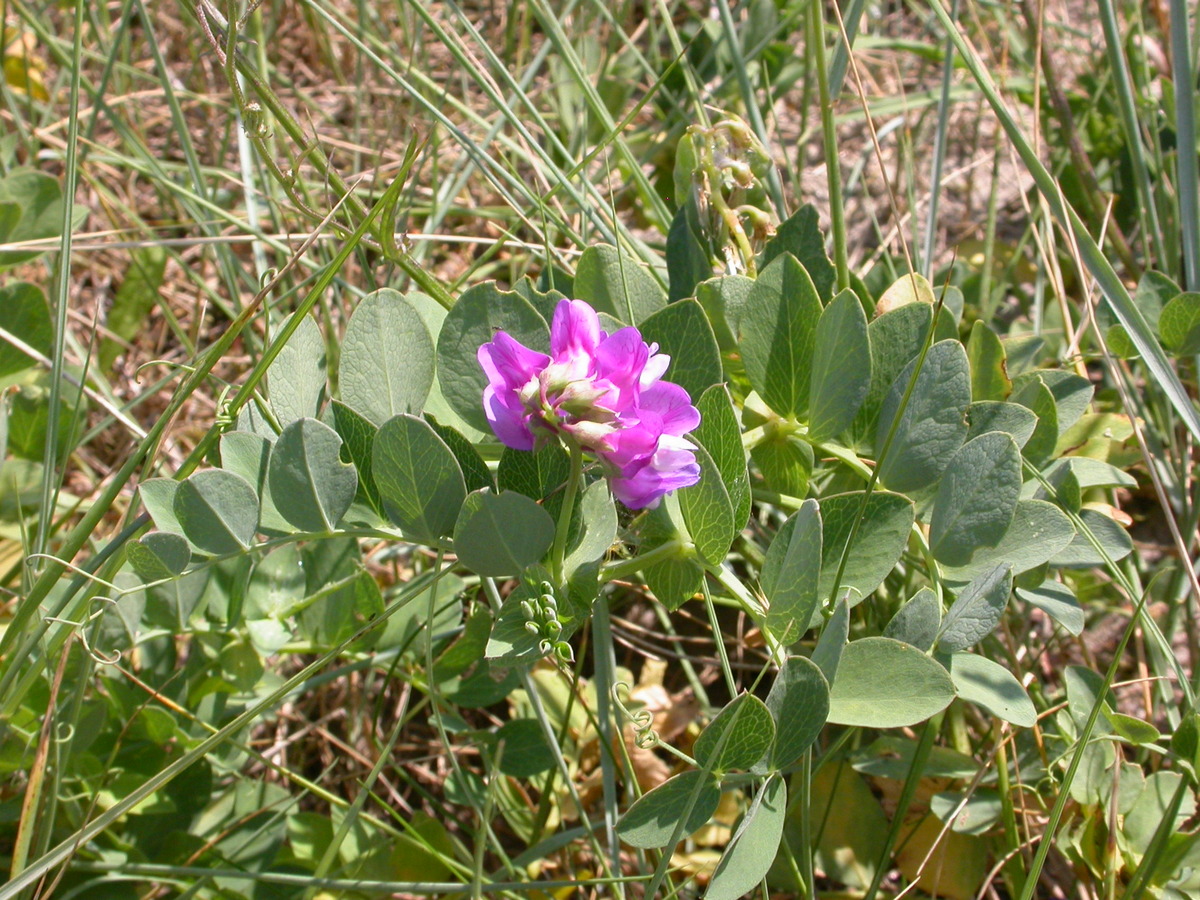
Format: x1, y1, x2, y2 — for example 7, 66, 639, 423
1169, 0, 1199, 289
926, 0, 1200, 444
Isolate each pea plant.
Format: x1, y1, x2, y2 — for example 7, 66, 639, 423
20, 120, 1145, 899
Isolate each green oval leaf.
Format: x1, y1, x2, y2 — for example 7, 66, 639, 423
936, 564, 1012, 653
695, 275, 754, 351
340, 288, 435, 424
127, 531, 191, 581
1051, 508, 1133, 568
618, 770, 722, 850
495, 719, 557, 778
942, 499, 1075, 583
853, 301, 933, 441
750, 432, 813, 497
739, 253, 823, 419
705, 774, 787, 900
574, 243, 666, 324
174, 469, 260, 555
884, 587, 941, 652
965, 400, 1037, 448
372, 414, 466, 543
268, 418, 358, 533
453, 490, 555, 577
929, 432, 1021, 566
331, 400, 383, 515
426, 415, 494, 494
876, 340, 970, 493
818, 491, 915, 607
966, 320, 1011, 401
808, 288, 871, 441
694, 694, 775, 772
812, 595, 850, 684
762, 499, 822, 645
220, 430, 293, 534
139, 478, 184, 535
637, 298, 722, 401
1016, 579, 1084, 636
268, 311, 326, 426
949, 651, 1036, 728
827, 637, 956, 728
1013, 369, 1093, 437
0, 281, 52, 379
1159, 291, 1200, 354
765, 656, 829, 770
0, 169, 77, 269
678, 443, 736, 566
693, 385, 751, 531
761, 204, 836, 301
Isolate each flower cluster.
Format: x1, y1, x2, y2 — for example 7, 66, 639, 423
477, 299, 701, 509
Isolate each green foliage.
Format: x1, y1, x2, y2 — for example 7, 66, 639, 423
573, 243, 666, 324
827, 637, 957, 727
3, 11, 1172, 895
740, 253, 823, 419
453, 489, 555, 577
372, 414, 465, 543
339, 288, 436, 424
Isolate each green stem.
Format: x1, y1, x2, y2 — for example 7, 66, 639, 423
599, 539, 687, 583
798, 749, 816, 900
810, 0, 849, 292
551, 441, 584, 586
862, 714, 942, 900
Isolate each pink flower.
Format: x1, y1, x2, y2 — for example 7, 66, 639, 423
477, 299, 701, 509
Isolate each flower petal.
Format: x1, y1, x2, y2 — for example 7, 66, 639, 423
608, 435, 701, 509
478, 332, 550, 390
638, 381, 701, 436
483, 385, 536, 450
550, 299, 602, 364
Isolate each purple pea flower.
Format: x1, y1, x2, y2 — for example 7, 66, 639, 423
477, 299, 701, 509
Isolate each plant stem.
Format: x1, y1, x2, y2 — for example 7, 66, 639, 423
551, 440, 584, 586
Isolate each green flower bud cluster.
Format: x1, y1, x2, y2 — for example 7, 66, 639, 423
684, 114, 778, 276
521, 582, 574, 663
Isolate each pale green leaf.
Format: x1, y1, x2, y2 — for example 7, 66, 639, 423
949, 651, 1036, 727
268, 418, 358, 533
453, 490, 555, 577
764, 656, 829, 770
694, 694, 775, 772
827, 637, 956, 728
174, 469, 260, 555
705, 775, 787, 900
372, 414, 466, 543
876, 340, 970, 493
340, 288, 435, 424
268, 312, 326, 425
618, 771, 722, 849
808, 288, 871, 441
739, 253, 823, 419
884, 587, 941, 652
762, 499, 822, 644
936, 564, 1012, 653
574, 243, 666, 324
929, 432, 1021, 566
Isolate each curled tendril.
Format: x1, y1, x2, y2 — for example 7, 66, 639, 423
43, 595, 124, 666
612, 682, 657, 750
214, 384, 238, 432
